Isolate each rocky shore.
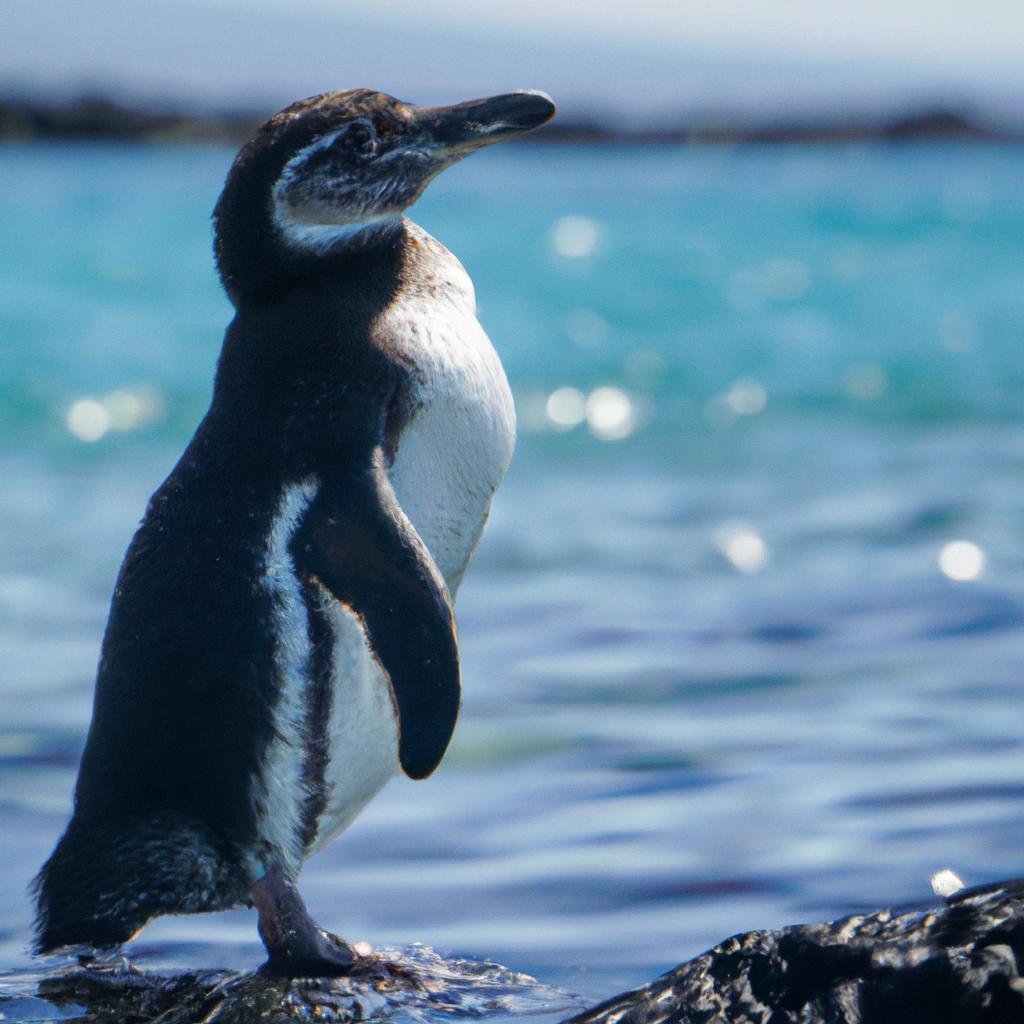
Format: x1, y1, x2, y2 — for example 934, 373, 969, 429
11, 876, 1023, 1024
568, 877, 1024, 1024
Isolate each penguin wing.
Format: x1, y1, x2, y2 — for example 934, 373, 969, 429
292, 451, 460, 780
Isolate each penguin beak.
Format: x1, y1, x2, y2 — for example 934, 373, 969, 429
414, 90, 556, 157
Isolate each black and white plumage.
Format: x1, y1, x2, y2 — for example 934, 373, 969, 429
34, 87, 555, 973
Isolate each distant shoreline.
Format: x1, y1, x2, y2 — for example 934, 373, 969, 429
1, 95, 1020, 146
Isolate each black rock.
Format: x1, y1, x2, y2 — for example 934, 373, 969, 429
567, 878, 1024, 1024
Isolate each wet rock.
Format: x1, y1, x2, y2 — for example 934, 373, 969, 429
567, 877, 1024, 1024
33, 944, 584, 1024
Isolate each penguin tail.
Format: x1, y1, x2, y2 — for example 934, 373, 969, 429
32, 814, 251, 954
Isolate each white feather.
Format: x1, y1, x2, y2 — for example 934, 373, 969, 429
256, 477, 319, 878
304, 592, 400, 855
274, 210, 401, 255
384, 221, 516, 595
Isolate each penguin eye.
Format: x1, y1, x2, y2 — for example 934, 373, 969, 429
343, 123, 377, 158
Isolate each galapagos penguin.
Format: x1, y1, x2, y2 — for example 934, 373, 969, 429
33, 87, 555, 975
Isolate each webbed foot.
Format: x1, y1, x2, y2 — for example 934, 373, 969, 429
251, 862, 362, 978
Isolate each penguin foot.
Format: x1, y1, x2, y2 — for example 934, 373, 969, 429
260, 926, 360, 978
251, 862, 361, 978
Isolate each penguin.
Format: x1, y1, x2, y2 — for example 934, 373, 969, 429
33, 87, 556, 976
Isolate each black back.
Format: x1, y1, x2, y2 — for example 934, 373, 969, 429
34, 240, 416, 950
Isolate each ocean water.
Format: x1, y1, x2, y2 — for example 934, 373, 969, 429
1, 141, 1024, 1013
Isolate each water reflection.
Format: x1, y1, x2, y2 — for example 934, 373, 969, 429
65, 386, 164, 442
545, 387, 586, 431
938, 541, 985, 582
703, 378, 767, 426
712, 522, 769, 574
551, 216, 601, 259
585, 387, 634, 441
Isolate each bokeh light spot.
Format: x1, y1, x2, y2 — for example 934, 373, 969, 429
939, 540, 985, 581
713, 522, 769, 574
705, 378, 767, 425
66, 387, 165, 442
104, 389, 146, 431
552, 216, 600, 258
725, 377, 767, 416
585, 386, 634, 441
545, 387, 586, 431
66, 399, 111, 442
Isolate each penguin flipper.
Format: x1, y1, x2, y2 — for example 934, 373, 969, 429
292, 451, 460, 780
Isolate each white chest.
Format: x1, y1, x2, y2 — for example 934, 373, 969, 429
382, 224, 516, 594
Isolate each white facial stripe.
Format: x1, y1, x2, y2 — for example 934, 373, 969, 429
276, 118, 382, 186
289, 128, 344, 167
273, 211, 402, 254
271, 127, 403, 254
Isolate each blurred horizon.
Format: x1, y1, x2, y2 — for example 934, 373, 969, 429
4, 0, 1024, 125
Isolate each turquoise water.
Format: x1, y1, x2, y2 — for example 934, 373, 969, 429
2, 141, 1024, 1010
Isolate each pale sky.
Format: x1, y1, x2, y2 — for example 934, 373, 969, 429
4, 0, 1022, 117
227, 0, 1023, 67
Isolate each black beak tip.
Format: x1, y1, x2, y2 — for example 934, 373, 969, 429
510, 89, 557, 129
419, 89, 556, 149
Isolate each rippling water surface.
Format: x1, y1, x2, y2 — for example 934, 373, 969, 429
1, 142, 1023, 1014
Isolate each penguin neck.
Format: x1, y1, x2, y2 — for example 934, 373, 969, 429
271, 207, 405, 258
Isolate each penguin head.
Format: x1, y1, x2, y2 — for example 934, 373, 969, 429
214, 89, 555, 303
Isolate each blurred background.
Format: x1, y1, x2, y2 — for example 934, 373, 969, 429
2, 0, 1024, 1017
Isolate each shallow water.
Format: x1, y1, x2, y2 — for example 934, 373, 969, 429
1, 141, 1023, 1014
0, 944, 589, 1024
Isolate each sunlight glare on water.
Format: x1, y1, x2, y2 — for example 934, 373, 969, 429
938, 540, 986, 582
550, 215, 601, 258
